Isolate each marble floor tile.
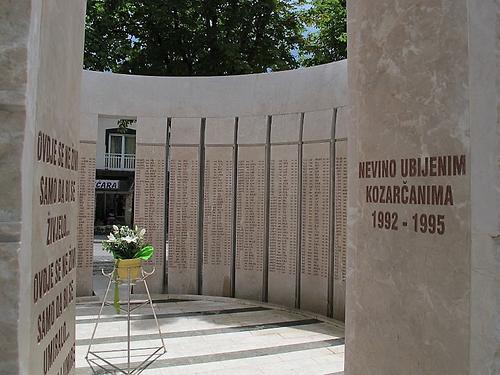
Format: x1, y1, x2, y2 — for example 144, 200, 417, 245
76, 296, 344, 374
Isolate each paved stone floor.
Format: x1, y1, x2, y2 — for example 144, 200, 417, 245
75, 296, 345, 374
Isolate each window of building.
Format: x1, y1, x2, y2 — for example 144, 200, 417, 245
108, 133, 136, 156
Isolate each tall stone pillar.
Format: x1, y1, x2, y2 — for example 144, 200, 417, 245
268, 113, 300, 308
235, 116, 268, 301
76, 113, 98, 296
333, 107, 349, 321
346, 1, 498, 374
300, 109, 336, 316
167, 118, 201, 294
0, 1, 86, 374
202, 117, 235, 297
134, 117, 167, 293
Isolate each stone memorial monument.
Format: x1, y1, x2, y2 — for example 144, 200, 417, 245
4, 1, 496, 371
203, 117, 235, 297
346, 0, 498, 374
235, 115, 268, 301
77, 61, 349, 321
268, 114, 301, 308
133, 117, 167, 293
0, 1, 86, 374
76, 113, 97, 297
168, 118, 202, 294
300, 109, 335, 315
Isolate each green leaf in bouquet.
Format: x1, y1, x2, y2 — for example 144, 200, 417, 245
113, 270, 121, 314
134, 245, 154, 260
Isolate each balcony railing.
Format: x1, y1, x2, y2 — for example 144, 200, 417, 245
105, 153, 136, 170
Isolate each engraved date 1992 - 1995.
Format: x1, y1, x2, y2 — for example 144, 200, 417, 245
371, 210, 445, 235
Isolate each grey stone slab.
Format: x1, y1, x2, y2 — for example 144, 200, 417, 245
467, 1, 499, 373
134, 119, 167, 293
302, 109, 333, 142
0, 242, 20, 373
268, 145, 299, 308
79, 112, 98, 142
76, 296, 344, 374
333, 141, 347, 321
235, 146, 266, 301
300, 143, 330, 316
170, 118, 201, 144
0, 1, 29, 103
270, 113, 300, 143
335, 106, 350, 140
203, 147, 234, 297
238, 116, 268, 145
168, 147, 199, 294
0, 2, 88, 374
0, 110, 24, 224
76, 306, 270, 324
76, 319, 320, 346
80, 61, 348, 119
136, 116, 167, 143
76, 142, 96, 297
205, 117, 235, 145
346, 1, 498, 374
0, 221, 21, 243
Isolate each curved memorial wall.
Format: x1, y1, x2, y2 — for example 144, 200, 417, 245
79, 61, 349, 320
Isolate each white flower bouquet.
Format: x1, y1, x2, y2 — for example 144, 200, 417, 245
102, 225, 154, 313
103, 225, 153, 260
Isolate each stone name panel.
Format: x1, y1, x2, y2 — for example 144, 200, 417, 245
300, 142, 331, 315
333, 140, 348, 320
76, 141, 96, 296
167, 118, 201, 294
203, 147, 233, 296
168, 146, 199, 294
134, 143, 166, 293
146, 112, 348, 321
235, 146, 266, 301
202, 118, 235, 296
268, 144, 299, 307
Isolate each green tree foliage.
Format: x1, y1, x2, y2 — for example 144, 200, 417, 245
299, 0, 346, 66
84, 0, 303, 76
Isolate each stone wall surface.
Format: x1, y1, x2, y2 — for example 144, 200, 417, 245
78, 55, 351, 326
160, 111, 346, 318
202, 118, 235, 297
5, 0, 498, 373
1, 1, 86, 374
168, 118, 201, 294
81, 61, 348, 118
300, 119, 332, 315
0, 2, 31, 373
300, 143, 331, 313
468, 0, 499, 373
268, 114, 301, 308
79, 62, 351, 320
134, 117, 167, 293
346, 0, 499, 374
333, 140, 348, 321
76, 113, 97, 297
235, 116, 268, 301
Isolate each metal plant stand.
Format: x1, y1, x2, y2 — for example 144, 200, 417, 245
86, 265, 167, 374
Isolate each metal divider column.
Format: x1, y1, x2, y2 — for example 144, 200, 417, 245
295, 113, 305, 309
197, 119, 206, 295
262, 115, 272, 302
163, 118, 171, 293
230, 117, 239, 298
327, 108, 338, 318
